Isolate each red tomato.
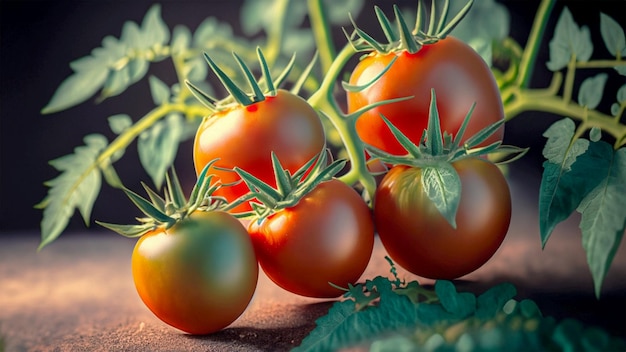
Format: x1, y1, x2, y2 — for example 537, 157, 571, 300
347, 36, 504, 155
193, 89, 325, 212
132, 211, 258, 334
374, 158, 511, 279
248, 179, 375, 298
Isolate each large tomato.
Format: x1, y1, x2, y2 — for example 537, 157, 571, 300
347, 36, 504, 155
248, 179, 375, 298
193, 89, 325, 212
374, 158, 511, 280
132, 211, 258, 335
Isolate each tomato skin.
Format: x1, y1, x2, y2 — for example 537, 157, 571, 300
193, 89, 325, 212
248, 179, 375, 298
347, 37, 504, 155
131, 211, 258, 335
374, 158, 511, 280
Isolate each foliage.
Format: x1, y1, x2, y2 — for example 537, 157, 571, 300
293, 260, 626, 351
38, 0, 625, 298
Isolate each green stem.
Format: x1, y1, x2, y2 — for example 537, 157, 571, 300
516, 0, 555, 88
263, 0, 290, 64
308, 44, 377, 199
307, 0, 337, 74
576, 59, 626, 69
563, 55, 577, 104
504, 92, 626, 145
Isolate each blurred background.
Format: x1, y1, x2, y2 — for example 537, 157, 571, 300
1, 0, 625, 238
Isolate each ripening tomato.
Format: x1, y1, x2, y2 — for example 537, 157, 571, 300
193, 89, 325, 212
132, 211, 258, 335
347, 36, 504, 155
374, 158, 511, 280
248, 179, 375, 298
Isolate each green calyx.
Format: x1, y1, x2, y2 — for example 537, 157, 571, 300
96, 160, 236, 237
185, 47, 296, 112
235, 149, 346, 220
346, 0, 474, 55
366, 89, 527, 229
366, 89, 528, 169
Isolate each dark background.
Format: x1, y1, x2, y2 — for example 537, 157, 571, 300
1, 0, 625, 237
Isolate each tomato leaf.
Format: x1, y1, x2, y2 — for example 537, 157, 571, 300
538, 118, 600, 246
107, 114, 133, 135
149, 76, 171, 105
421, 164, 461, 229
475, 282, 517, 319
94, 222, 154, 238
36, 134, 108, 249
41, 64, 109, 114
425, 90, 444, 156
546, 7, 593, 71
600, 13, 626, 58
138, 114, 184, 189
435, 280, 476, 318
576, 147, 626, 298
578, 73, 608, 110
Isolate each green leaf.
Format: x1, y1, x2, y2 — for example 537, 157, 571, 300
435, 280, 476, 318
616, 66, 626, 76
94, 221, 153, 238
538, 119, 610, 247
171, 25, 191, 55
421, 164, 461, 229
37, 134, 108, 249
589, 127, 602, 143
123, 188, 173, 224
149, 76, 170, 105
138, 114, 184, 189
107, 114, 132, 135
165, 167, 187, 210
577, 146, 626, 297
600, 13, 625, 57
475, 282, 517, 319
141, 4, 170, 47
546, 7, 593, 71
425, 90, 444, 156
578, 73, 608, 109
41, 65, 109, 114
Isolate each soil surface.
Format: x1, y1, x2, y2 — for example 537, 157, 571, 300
2, 182, 625, 351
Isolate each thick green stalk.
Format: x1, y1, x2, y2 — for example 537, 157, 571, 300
308, 0, 337, 74
515, 0, 555, 88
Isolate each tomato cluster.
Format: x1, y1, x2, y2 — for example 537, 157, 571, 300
125, 3, 514, 336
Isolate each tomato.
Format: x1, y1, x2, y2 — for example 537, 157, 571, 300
248, 179, 375, 298
193, 89, 325, 212
347, 36, 504, 155
131, 211, 258, 334
374, 158, 511, 280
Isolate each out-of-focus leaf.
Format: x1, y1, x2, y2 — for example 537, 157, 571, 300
600, 13, 625, 57
171, 25, 192, 55
41, 65, 109, 114
108, 114, 132, 134
36, 134, 108, 249
547, 7, 593, 71
577, 146, 626, 297
578, 73, 608, 109
138, 114, 184, 188
141, 4, 170, 47
149, 76, 171, 105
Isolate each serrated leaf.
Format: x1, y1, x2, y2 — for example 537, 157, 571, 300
138, 113, 183, 188
41, 66, 109, 114
421, 164, 461, 229
577, 146, 626, 298
600, 13, 625, 57
107, 114, 132, 134
171, 25, 191, 55
149, 75, 170, 105
538, 119, 612, 247
546, 7, 593, 71
578, 73, 608, 109
37, 134, 108, 249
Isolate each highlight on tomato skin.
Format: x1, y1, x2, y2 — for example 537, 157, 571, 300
131, 211, 259, 335
247, 179, 376, 298
193, 89, 326, 213
373, 158, 512, 280
347, 36, 505, 156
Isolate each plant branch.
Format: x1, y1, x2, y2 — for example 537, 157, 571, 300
308, 0, 337, 74
516, 0, 556, 88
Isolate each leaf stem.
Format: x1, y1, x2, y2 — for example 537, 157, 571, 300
576, 59, 626, 69
515, 0, 555, 89
263, 0, 290, 65
562, 55, 577, 104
